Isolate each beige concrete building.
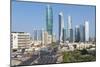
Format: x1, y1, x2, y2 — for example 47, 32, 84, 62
43, 31, 52, 45
11, 32, 32, 49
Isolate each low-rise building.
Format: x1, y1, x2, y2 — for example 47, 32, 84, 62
11, 32, 32, 50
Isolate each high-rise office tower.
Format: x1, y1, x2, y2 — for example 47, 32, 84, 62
69, 28, 73, 42
38, 29, 42, 41
80, 24, 85, 42
67, 16, 72, 40
67, 16, 73, 42
85, 21, 89, 42
68, 16, 72, 30
33, 29, 38, 41
33, 29, 43, 41
63, 28, 66, 42
46, 5, 53, 35
75, 25, 80, 42
59, 12, 64, 43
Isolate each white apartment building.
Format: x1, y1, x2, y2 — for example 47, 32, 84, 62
11, 32, 31, 50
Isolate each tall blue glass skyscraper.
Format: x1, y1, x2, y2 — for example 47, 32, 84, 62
46, 5, 53, 35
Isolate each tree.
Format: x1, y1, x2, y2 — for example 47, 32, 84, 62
62, 50, 96, 63
80, 49, 88, 55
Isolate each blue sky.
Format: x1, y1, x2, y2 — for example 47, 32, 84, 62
12, 1, 96, 39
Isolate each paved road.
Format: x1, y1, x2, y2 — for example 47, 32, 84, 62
36, 48, 58, 65
37, 55, 57, 64
17, 46, 58, 66
19, 54, 39, 66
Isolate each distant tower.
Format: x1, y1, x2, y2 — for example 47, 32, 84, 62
41, 28, 45, 45
46, 5, 53, 35
67, 16, 73, 42
68, 16, 72, 30
85, 21, 89, 42
38, 29, 42, 41
33, 29, 38, 41
80, 24, 85, 42
59, 12, 64, 43
75, 25, 80, 42
63, 28, 67, 42
69, 28, 73, 42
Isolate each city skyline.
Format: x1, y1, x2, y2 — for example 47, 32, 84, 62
11, 1, 96, 66
12, 1, 96, 39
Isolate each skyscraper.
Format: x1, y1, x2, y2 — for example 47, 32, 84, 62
33, 29, 43, 42
38, 29, 42, 41
63, 28, 66, 42
46, 5, 53, 35
67, 16, 71, 40
69, 28, 73, 42
68, 16, 72, 30
59, 12, 64, 43
33, 29, 38, 41
85, 21, 89, 42
75, 25, 80, 42
67, 16, 73, 42
80, 24, 85, 42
